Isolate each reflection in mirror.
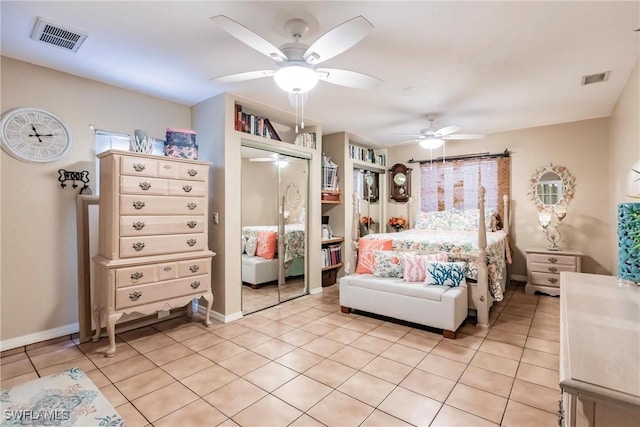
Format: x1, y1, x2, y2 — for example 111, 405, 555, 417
528, 164, 576, 211
241, 146, 308, 315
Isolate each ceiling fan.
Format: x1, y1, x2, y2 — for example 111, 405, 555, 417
400, 114, 485, 149
210, 15, 382, 93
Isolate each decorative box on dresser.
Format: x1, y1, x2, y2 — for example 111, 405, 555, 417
93, 150, 215, 357
560, 272, 640, 427
525, 248, 583, 296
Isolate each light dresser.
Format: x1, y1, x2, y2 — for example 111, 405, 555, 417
93, 150, 214, 357
560, 272, 640, 426
525, 248, 583, 296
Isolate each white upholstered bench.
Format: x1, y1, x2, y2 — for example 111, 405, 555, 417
242, 255, 278, 288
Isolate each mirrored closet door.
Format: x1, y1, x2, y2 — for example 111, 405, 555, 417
241, 145, 308, 314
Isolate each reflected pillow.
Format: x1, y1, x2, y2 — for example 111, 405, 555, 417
245, 237, 258, 257
424, 261, 465, 287
241, 236, 246, 254
403, 253, 449, 282
356, 238, 393, 274
256, 230, 277, 259
373, 251, 404, 278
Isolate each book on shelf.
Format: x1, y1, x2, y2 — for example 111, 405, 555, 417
348, 144, 386, 166
234, 104, 281, 141
294, 132, 316, 149
321, 244, 342, 268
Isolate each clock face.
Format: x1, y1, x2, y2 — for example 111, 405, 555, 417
1, 108, 72, 163
393, 172, 406, 186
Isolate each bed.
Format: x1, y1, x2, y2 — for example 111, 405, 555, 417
348, 186, 511, 328
241, 223, 305, 278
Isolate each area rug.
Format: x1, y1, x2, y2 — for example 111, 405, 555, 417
1, 367, 123, 427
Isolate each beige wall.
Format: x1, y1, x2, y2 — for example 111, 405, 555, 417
388, 118, 612, 277
609, 61, 640, 272
1, 57, 191, 345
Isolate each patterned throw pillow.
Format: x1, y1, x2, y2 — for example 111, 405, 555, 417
373, 251, 404, 278
356, 239, 393, 274
424, 261, 465, 287
245, 237, 258, 257
403, 253, 449, 282
256, 230, 277, 259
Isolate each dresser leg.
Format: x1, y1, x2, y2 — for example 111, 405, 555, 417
105, 313, 121, 357
203, 292, 213, 327
92, 307, 102, 343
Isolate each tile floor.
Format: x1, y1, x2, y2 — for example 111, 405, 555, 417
1, 282, 562, 426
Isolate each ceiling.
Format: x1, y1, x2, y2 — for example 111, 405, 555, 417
1, 1, 638, 147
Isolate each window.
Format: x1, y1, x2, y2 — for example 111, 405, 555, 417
94, 130, 163, 194
419, 156, 510, 212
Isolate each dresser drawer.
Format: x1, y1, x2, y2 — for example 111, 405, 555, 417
120, 233, 206, 258
167, 179, 207, 197
530, 262, 577, 274
115, 274, 209, 309
529, 253, 576, 266
120, 176, 168, 196
120, 215, 205, 236
115, 265, 157, 288
530, 271, 561, 287
178, 163, 207, 181
120, 195, 205, 215
157, 262, 179, 281
178, 258, 210, 277
121, 156, 157, 177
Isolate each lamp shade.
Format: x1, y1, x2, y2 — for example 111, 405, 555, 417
274, 65, 319, 94
419, 138, 445, 150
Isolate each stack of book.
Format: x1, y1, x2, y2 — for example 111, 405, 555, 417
294, 132, 317, 149
322, 244, 342, 268
234, 104, 281, 141
348, 144, 386, 166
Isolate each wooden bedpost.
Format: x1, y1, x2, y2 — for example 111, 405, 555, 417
503, 194, 512, 264
476, 186, 490, 328
407, 196, 414, 229
346, 192, 360, 275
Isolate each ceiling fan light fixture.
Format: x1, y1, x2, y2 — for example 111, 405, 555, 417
274, 65, 319, 93
419, 138, 445, 150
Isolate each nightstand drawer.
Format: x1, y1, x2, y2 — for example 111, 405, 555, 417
115, 274, 209, 309
529, 253, 576, 266
531, 271, 561, 287
530, 262, 577, 274
120, 233, 206, 258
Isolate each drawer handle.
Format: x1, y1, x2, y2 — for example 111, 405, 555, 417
548, 266, 558, 273
548, 277, 558, 284
133, 163, 146, 172
132, 221, 145, 230
187, 239, 197, 247
129, 291, 142, 301
186, 220, 197, 229
548, 257, 558, 264
163, 266, 172, 272
139, 182, 151, 191
132, 242, 145, 252
187, 169, 198, 177
133, 201, 145, 210
187, 202, 197, 210
163, 164, 172, 170
190, 281, 200, 289
130, 272, 144, 280
182, 184, 193, 193
189, 264, 200, 273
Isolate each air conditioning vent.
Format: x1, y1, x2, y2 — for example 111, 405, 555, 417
30, 18, 87, 52
581, 72, 610, 85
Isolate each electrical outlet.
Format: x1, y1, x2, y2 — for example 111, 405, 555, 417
213, 212, 219, 224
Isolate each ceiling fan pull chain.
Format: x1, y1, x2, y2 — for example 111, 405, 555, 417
301, 93, 305, 130
294, 92, 299, 133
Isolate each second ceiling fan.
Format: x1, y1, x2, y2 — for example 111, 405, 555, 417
400, 114, 485, 149
210, 15, 382, 93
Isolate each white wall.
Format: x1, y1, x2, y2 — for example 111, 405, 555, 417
1, 57, 191, 346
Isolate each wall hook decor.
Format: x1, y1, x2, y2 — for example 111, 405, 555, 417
58, 169, 91, 194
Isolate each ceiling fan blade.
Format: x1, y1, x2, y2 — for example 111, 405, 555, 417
210, 70, 276, 83
316, 68, 382, 89
210, 15, 287, 62
442, 134, 485, 140
434, 125, 461, 137
303, 16, 373, 65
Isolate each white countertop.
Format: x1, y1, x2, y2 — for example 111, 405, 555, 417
560, 272, 640, 408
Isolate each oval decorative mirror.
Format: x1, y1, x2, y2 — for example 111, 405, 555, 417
284, 183, 301, 211
528, 164, 576, 211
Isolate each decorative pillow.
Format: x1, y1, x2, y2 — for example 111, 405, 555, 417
424, 261, 465, 287
256, 230, 277, 259
245, 236, 258, 257
414, 211, 451, 230
356, 239, 393, 274
373, 251, 404, 278
403, 253, 449, 282
241, 236, 247, 254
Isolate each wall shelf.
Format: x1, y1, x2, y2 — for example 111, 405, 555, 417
322, 262, 343, 272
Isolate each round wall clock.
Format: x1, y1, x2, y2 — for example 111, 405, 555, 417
0, 107, 72, 163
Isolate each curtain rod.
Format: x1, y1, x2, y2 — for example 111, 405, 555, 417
407, 149, 510, 164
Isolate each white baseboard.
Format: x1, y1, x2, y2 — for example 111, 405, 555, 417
1, 323, 79, 352
511, 274, 527, 282
309, 287, 323, 295
195, 303, 243, 324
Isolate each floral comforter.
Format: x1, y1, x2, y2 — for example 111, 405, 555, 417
362, 229, 508, 301
242, 224, 305, 263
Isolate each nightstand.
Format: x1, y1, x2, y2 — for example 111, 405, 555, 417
525, 248, 583, 296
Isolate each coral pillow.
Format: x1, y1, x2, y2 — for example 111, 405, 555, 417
256, 230, 277, 259
356, 239, 393, 274
424, 261, 465, 287
403, 253, 449, 282
245, 237, 258, 256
